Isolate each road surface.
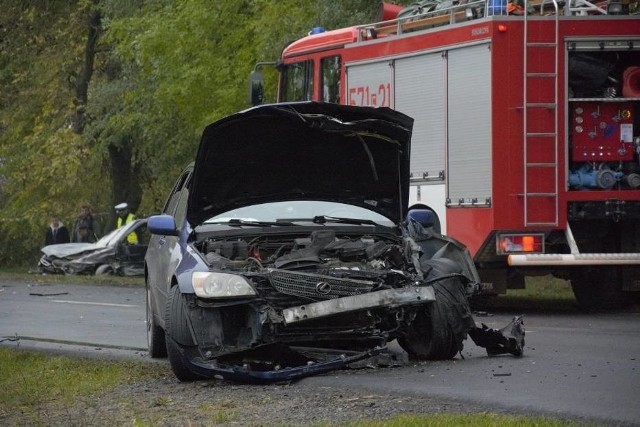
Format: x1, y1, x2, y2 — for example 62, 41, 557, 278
1, 279, 639, 425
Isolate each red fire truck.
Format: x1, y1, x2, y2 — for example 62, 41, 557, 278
250, 0, 640, 309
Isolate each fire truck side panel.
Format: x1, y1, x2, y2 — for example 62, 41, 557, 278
345, 61, 394, 108
446, 43, 493, 211
447, 202, 495, 256
493, 21, 527, 231
394, 52, 448, 231
395, 52, 446, 185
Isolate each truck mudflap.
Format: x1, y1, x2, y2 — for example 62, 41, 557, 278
508, 253, 640, 266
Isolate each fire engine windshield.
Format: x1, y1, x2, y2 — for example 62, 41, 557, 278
281, 60, 314, 102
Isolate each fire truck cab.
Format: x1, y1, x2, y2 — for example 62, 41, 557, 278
251, 0, 640, 310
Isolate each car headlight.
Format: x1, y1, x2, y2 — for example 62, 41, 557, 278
192, 272, 257, 298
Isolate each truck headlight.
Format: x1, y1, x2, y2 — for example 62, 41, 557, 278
192, 272, 257, 298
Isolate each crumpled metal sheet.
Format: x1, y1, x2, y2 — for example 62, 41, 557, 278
468, 315, 525, 357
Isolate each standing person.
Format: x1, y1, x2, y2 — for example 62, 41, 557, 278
45, 217, 70, 246
115, 202, 138, 244
72, 205, 97, 243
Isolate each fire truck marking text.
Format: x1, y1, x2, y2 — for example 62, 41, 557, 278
471, 26, 489, 36
349, 83, 392, 107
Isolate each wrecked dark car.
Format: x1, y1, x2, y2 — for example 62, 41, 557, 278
145, 102, 524, 383
39, 219, 149, 276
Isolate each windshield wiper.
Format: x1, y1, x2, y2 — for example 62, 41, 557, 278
211, 219, 297, 227
311, 215, 381, 226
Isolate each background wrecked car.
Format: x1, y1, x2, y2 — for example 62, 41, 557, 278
39, 218, 149, 276
145, 102, 524, 383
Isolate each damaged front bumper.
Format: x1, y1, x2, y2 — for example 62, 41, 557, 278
175, 284, 524, 383
176, 341, 387, 384
283, 285, 436, 324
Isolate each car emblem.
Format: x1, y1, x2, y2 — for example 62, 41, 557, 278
315, 281, 332, 294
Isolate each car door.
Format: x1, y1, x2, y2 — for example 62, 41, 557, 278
146, 165, 193, 329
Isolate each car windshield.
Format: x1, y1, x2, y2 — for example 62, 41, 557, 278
205, 201, 394, 226
93, 227, 121, 247
94, 222, 137, 247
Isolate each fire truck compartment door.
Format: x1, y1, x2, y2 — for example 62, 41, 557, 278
395, 52, 446, 185
345, 61, 394, 108
447, 43, 492, 206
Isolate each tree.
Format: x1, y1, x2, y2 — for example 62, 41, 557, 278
0, 0, 383, 265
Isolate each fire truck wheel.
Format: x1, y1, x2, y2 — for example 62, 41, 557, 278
398, 299, 458, 360
570, 266, 628, 311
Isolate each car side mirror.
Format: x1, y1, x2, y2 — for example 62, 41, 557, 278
406, 209, 435, 229
248, 70, 264, 106
148, 215, 179, 236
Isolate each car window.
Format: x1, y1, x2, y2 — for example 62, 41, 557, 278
164, 169, 192, 216
205, 201, 393, 225
174, 185, 189, 228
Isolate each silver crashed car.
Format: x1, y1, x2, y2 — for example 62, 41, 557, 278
145, 102, 524, 383
38, 218, 148, 276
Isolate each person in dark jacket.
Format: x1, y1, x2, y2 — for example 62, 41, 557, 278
45, 217, 70, 245
72, 205, 98, 243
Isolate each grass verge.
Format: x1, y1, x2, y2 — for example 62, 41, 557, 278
0, 347, 578, 426
0, 347, 166, 423
0, 268, 144, 287
472, 276, 578, 313
340, 413, 578, 426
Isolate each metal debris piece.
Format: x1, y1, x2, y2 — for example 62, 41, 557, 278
468, 315, 525, 357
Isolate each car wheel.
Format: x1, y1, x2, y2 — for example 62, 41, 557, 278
146, 284, 166, 358
397, 298, 458, 360
95, 264, 114, 275
165, 286, 201, 381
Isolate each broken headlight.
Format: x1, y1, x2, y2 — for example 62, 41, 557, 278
192, 272, 257, 298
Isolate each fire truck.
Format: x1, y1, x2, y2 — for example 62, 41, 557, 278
250, 0, 640, 309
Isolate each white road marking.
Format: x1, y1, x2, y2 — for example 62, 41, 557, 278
51, 300, 138, 308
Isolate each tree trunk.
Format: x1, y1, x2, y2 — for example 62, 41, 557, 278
72, 6, 101, 134
108, 141, 142, 228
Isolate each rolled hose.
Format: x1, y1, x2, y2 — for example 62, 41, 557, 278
622, 66, 640, 98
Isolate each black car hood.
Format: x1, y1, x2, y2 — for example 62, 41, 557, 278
188, 102, 413, 226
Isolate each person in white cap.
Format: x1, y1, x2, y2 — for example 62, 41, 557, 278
115, 202, 138, 244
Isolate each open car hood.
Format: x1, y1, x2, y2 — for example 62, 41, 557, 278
188, 102, 413, 227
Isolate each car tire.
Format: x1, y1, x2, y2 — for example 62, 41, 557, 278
165, 286, 201, 381
146, 284, 167, 358
95, 264, 114, 275
397, 297, 458, 360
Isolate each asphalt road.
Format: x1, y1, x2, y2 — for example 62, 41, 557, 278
1, 279, 639, 425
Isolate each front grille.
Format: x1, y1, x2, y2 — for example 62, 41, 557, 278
268, 268, 375, 301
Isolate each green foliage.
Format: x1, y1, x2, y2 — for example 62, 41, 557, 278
0, 0, 381, 265
0, 0, 101, 264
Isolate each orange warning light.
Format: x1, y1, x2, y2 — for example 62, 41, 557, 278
498, 24, 507, 32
